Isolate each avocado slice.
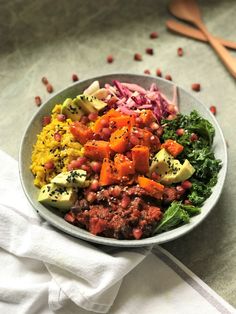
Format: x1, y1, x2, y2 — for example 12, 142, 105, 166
61, 98, 84, 121
51, 169, 89, 188
77, 94, 107, 113
38, 183, 77, 212
150, 148, 174, 175
150, 148, 195, 185
160, 160, 195, 185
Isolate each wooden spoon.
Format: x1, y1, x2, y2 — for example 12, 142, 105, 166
169, 0, 236, 78
166, 19, 236, 50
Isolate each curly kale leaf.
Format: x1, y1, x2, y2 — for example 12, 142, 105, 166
187, 110, 215, 145
162, 110, 215, 146
154, 202, 201, 234
188, 179, 213, 206
161, 110, 222, 207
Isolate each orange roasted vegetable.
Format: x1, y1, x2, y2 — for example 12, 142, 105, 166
114, 154, 135, 179
70, 121, 93, 144
109, 127, 129, 153
93, 109, 121, 133
131, 145, 150, 174
111, 115, 135, 131
84, 140, 111, 161
138, 177, 164, 199
140, 110, 156, 125
161, 139, 184, 157
99, 158, 117, 186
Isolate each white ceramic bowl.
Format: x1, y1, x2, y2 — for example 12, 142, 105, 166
19, 74, 227, 247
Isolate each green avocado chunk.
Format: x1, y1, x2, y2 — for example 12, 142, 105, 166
61, 98, 84, 121
76, 94, 107, 113
150, 148, 175, 175
150, 148, 195, 185
51, 169, 89, 187
38, 183, 77, 212
161, 159, 195, 185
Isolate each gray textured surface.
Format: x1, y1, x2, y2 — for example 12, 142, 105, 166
0, 0, 236, 308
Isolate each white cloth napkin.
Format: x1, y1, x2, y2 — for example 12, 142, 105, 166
0, 150, 235, 314
0, 150, 150, 313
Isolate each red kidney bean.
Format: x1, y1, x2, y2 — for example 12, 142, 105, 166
176, 185, 185, 195
107, 55, 114, 63
70, 159, 82, 169
35, 96, 42, 107
150, 122, 159, 131
130, 134, 140, 146
76, 156, 87, 167
101, 127, 111, 140
165, 74, 172, 81
150, 32, 158, 39
146, 48, 154, 55
133, 228, 143, 240
156, 68, 162, 77
134, 53, 142, 61
42, 116, 50, 129
41, 77, 48, 85
67, 163, 74, 171
190, 133, 198, 142
100, 118, 109, 127
111, 186, 121, 197
144, 69, 151, 75
167, 104, 176, 113
167, 114, 176, 120
54, 132, 62, 141
210, 105, 216, 115
44, 161, 55, 170
191, 83, 201, 92
176, 128, 185, 136
181, 180, 192, 189
81, 164, 91, 173
177, 47, 183, 56
150, 135, 157, 144
92, 133, 101, 140
72, 74, 79, 82
46, 83, 53, 93
90, 179, 99, 191
57, 114, 67, 122
88, 112, 98, 121
90, 161, 102, 173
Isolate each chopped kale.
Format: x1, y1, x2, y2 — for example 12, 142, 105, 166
154, 201, 200, 234
158, 110, 222, 223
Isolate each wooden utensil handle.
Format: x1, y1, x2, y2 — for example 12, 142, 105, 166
197, 21, 236, 78
166, 20, 236, 50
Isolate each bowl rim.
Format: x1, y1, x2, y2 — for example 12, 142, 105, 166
19, 73, 228, 247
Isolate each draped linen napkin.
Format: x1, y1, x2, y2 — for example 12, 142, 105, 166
0, 150, 235, 314
0, 150, 151, 313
